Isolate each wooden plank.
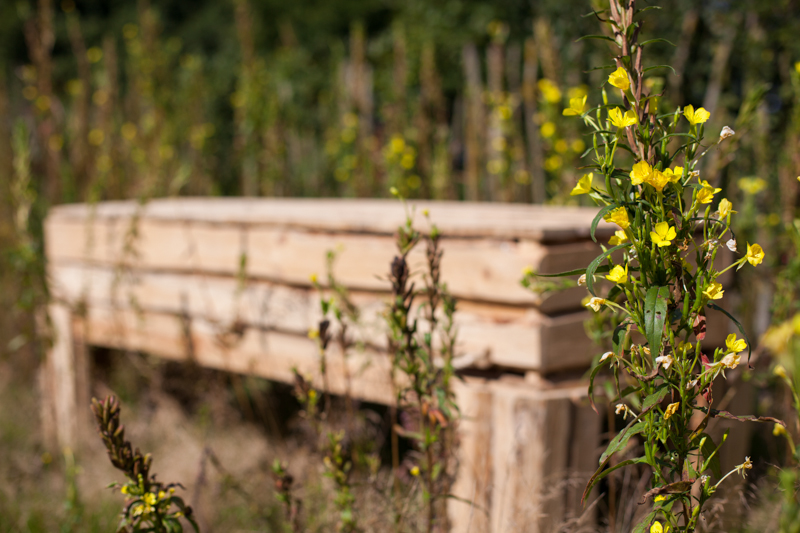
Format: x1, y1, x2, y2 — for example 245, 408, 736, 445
45, 303, 79, 450
81, 306, 398, 405
50, 263, 598, 373
47, 198, 616, 242
45, 216, 601, 311
449, 378, 493, 533
490, 379, 588, 533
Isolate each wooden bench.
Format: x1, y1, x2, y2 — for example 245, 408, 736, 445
42, 198, 620, 532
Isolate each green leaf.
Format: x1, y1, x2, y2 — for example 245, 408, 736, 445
643, 64, 678, 76
591, 205, 618, 243
611, 320, 629, 356
632, 511, 658, 533
699, 432, 722, 479
644, 286, 670, 356
576, 34, 617, 43
641, 383, 670, 411
635, 6, 662, 15
586, 243, 629, 296
639, 38, 676, 47
535, 265, 610, 278
583, 456, 646, 505
708, 303, 753, 363
599, 420, 646, 465
588, 356, 610, 413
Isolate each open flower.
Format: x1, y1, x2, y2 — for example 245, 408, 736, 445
609, 230, 628, 246
651, 522, 670, 533
702, 281, 724, 300
606, 264, 628, 284
645, 169, 670, 192
608, 107, 638, 128
663, 166, 683, 183
604, 207, 630, 229
697, 180, 721, 204
630, 160, 652, 185
563, 95, 587, 116
585, 297, 606, 312
684, 104, 710, 125
608, 67, 631, 91
650, 221, 676, 247
746, 243, 764, 266
570, 173, 593, 195
725, 333, 747, 354
664, 402, 680, 420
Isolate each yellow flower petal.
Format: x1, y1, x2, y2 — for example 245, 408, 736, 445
562, 95, 587, 116
608, 67, 630, 92
570, 173, 593, 196
684, 104, 710, 125
630, 161, 652, 185
746, 243, 764, 266
605, 264, 628, 284
604, 207, 630, 229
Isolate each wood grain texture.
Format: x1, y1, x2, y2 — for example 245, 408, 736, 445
49, 263, 597, 373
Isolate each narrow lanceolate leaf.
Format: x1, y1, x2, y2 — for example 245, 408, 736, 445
643, 64, 678, 75
644, 286, 669, 356
582, 457, 647, 505
591, 204, 617, 243
534, 265, 611, 278
641, 383, 669, 411
704, 408, 786, 427
586, 244, 629, 296
576, 34, 617, 43
599, 419, 646, 465
639, 38, 676, 47
632, 511, 658, 533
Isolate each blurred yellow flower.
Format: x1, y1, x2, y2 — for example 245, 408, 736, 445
775, 365, 788, 379
606, 264, 628, 284
630, 160, 652, 185
411, 466, 420, 476
544, 155, 562, 172
609, 107, 638, 128
604, 207, 630, 229
774, 423, 787, 437
540, 121, 556, 138
538, 79, 561, 103
684, 104, 710, 125
702, 281, 724, 300
739, 177, 766, 195
563, 95, 587, 116
650, 221, 676, 247
570, 173, 593, 196
746, 243, 764, 266
651, 521, 670, 533
608, 67, 630, 91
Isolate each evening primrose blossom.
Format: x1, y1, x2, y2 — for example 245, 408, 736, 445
563, 95, 587, 116
650, 221, 676, 247
570, 173, 593, 195
684, 104, 710, 125
609, 230, 628, 246
746, 243, 765, 266
651, 521, 671, 533
725, 334, 747, 354
605, 264, 628, 284
604, 207, 630, 229
697, 180, 721, 204
645, 169, 670, 192
703, 281, 724, 300
716, 198, 734, 219
609, 107, 638, 129
630, 160, 652, 185
608, 67, 631, 91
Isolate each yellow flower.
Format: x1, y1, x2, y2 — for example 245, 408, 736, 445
540, 121, 556, 138
654, 495, 666, 502
717, 198, 734, 219
775, 365, 788, 379
645, 169, 670, 192
746, 243, 764, 266
606, 264, 628, 284
684, 104, 710, 125
650, 221, 676, 247
570, 173, 593, 196
697, 180, 721, 204
739, 177, 766, 195
629, 161, 652, 185
537, 79, 561, 103
774, 423, 787, 437
410, 466, 420, 476
144, 493, 157, 506
608, 107, 638, 129
702, 281, 724, 300
609, 230, 628, 246
121, 486, 129, 495
563, 95, 587, 116
604, 207, 630, 229
585, 297, 607, 312
651, 522, 671, 533
725, 333, 747, 354
608, 67, 631, 91
663, 166, 683, 183
664, 402, 680, 420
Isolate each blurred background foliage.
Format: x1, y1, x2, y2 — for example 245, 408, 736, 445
5, 0, 800, 529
